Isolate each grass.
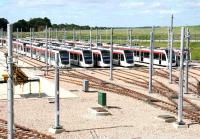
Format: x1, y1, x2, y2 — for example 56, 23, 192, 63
13, 26, 200, 60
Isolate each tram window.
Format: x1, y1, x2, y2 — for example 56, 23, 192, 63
136, 51, 139, 56
80, 55, 83, 61
113, 54, 118, 60
162, 54, 166, 61
154, 53, 159, 60
98, 55, 101, 61
144, 52, 149, 58
74, 54, 78, 60
121, 54, 124, 61
70, 53, 73, 59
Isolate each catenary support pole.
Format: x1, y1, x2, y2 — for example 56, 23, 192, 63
56, 28, 58, 41
90, 27, 92, 50
106, 28, 108, 43
64, 29, 66, 46
185, 28, 190, 94
16, 28, 19, 54
55, 53, 61, 128
177, 27, 185, 125
73, 28, 75, 43
110, 28, 113, 80
79, 29, 81, 41
21, 28, 22, 39
30, 28, 32, 58
45, 26, 48, 75
169, 32, 173, 84
149, 27, 154, 94
169, 14, 174, 82
49, 28, 52, 67
49, 53, 64, 134
129, 28, 132, 46
7, 24, 14, 139
167, 28, 170, 69
96, 28, 98, 47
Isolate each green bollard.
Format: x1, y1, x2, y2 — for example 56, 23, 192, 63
98, 91, 106, 106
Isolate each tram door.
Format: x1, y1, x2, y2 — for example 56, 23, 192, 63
141, 52, 144, 62
159, 54, 161, 65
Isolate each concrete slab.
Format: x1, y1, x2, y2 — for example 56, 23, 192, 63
48, 126, 65, 134
39, 77, 77, 99
156, 115, 176, 123
88, 107, 111, 116
173, 122, 189, 128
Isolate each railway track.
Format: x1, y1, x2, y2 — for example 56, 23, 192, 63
11, 51, 200, 123
0, 119, 54, 139
92, 69, 200, 111
1, 48, 200, 137
0, 49, 54, 138
56, 70, 200, 122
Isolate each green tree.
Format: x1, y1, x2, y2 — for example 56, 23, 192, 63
13, 19, 29, 32
0, 18, 9, 31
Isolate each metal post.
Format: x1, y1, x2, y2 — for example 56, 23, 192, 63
30, 28, 32, 58
7, 24, 14, 139
100, 34, 102, 44
106, 28, 108, 43
55, 53, 61, 128
185, 28, 190, 94
171, 14, 174, 32
32, 28, 34, 42
79, 30, 81, 41
169, 14, 174, 82
90, 28, 92, 49
56, 28, 58, 41
73, 28, 75, 43
167, 28, 170, 69
16, 28, 19, 54
127, 28, 129, 43
177, 27, 185, 125
110, 28, 113, 80
129, 28, 132, 46
49, 28, 52, 67
64, 29, 66, 47
149, 27, 154, 94
96, 28, 98, 46
45, 26, 48, 75
169, 32, 173, 84
21, 28, 22, 39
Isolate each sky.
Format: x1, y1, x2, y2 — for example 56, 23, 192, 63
0, 0, 200, 27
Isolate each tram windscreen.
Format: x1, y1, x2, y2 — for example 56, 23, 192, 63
124, 50, 133, 64
101, 50, 110, 64
165, 50, 176, 63
59, 51, 69, 65
83, 50, 92, 64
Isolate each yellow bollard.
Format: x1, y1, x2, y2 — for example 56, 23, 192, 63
38, 80, 41, 97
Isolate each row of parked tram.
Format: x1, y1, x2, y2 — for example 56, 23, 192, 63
11, 40, 135, 68
1, 38, 188, 68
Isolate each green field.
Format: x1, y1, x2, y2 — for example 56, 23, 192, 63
13, 26, 200, 60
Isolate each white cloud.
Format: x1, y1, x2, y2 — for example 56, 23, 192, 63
119, 2, 145, 9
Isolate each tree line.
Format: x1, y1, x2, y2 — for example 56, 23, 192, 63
0, 17, 107, 32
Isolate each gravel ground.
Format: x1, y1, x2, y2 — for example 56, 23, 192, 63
0, 52, 200, 139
